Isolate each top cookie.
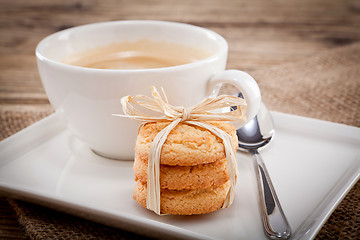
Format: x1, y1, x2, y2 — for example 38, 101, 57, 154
135, 121, 238, 166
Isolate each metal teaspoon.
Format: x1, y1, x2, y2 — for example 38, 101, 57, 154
236, 102, 292, 239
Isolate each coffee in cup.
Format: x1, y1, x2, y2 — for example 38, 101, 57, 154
63, 39, 213, 70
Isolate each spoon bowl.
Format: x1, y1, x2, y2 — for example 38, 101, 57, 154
237, 103, 274, 150
237, 103, 292, 239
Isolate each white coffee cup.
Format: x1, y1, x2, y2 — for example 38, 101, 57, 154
36, 20, 261, 160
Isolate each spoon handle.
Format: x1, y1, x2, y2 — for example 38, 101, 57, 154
251, 150, 292, 239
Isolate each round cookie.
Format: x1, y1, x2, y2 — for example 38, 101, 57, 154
135, 121, 238, 166
133, 180, 231, 215
134, 156, 230, 190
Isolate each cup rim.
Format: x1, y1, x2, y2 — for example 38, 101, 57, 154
35, 20, 228, 73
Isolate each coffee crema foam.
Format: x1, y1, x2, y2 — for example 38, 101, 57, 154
63, 39, 213, 70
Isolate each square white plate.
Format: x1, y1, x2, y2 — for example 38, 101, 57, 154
0, 112, 359, 240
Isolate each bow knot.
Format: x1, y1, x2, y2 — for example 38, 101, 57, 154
180, 107, 190, 122
118, 86, 247, 124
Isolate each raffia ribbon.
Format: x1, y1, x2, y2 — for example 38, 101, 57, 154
114, 86, 247, 215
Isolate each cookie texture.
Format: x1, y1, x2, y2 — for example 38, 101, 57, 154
133, 180, 230, 215
133, 120, 238, 215
134, 156, 230, 190
135, 121, 238, 166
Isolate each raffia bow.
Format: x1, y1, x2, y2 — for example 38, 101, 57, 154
115, 86, 247, 215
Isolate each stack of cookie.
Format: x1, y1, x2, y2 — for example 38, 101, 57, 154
133, 121, 238, 215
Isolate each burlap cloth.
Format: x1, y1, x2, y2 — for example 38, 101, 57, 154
1, 43, 359, 239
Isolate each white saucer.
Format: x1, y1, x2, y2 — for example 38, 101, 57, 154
0, 112, 359, 240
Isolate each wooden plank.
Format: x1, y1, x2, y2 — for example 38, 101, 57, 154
0, 197, 27, 240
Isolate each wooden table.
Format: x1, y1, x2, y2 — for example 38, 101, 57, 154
1, 0, 359, 239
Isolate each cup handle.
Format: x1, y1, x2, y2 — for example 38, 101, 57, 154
207, 70, 261, 125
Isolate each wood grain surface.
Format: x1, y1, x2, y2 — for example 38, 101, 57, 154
1, 0, 360, 107
1, 0, 359, 239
